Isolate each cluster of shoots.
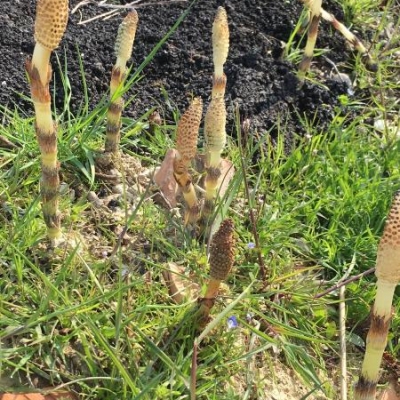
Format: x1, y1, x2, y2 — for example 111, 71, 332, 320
24, 2, 398, 396
27, 1, 139, 244
172, 7, 230, 232
298, 0, 377, 81
26, 0, 69, 245
354, 191, 400, 399
197, 218, 235, 326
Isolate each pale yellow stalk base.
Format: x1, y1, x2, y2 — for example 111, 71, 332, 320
173, 156, 199, 225
114, 58, 128, 77
183, 185, 200, 225
203, 278, 222, 299
204, 169, 220, 202
298, 0, 322, 81
355, 280, 396, 400
361, 281, 395, 379
32, 43, 51, 85
196, 279, 221, 327
373, 280, 396, 321
34, 102, 54, 138
211, 74, 227, 99
200, 166, 221, 230
208, 151, 223, 170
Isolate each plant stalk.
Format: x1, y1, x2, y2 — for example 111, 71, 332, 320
298, 0, 322, 81
105, 11, 138, 154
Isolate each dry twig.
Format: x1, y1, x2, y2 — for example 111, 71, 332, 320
71, 0, 187, 24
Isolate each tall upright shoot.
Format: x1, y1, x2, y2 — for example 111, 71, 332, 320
26, 0, 69, 244
105, 11, 139, 154
202, 7, 229, 224
354, 191, 400, 399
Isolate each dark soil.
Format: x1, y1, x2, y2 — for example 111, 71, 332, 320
1, 0, 369, 141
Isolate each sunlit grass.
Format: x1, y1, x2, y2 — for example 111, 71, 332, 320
0, 0, 400, 399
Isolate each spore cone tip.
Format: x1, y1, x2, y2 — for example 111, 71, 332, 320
209, 218, 235, 281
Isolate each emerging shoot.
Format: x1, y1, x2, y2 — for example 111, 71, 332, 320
105, 11, 139, 154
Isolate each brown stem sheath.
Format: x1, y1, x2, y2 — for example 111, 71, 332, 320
105, 67, 125, 154
26, 60, 62, 242
298, 8, 322, 81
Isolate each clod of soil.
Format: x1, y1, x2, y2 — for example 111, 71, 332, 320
1, 0, 366, 144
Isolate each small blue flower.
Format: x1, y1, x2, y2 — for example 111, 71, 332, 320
247, 242, 256, 249
227, 315, 238, 330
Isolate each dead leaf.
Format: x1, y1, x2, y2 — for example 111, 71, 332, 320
0, 390, 77, 400
0, 395, 44, 400
218, 159, 235, 198
162, 262, 200, 303
379, 385, 400, 400
153, 149, 178, 208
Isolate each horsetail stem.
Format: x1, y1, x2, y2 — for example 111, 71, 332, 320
204, 90, 227, 170
298, 0, 322, 81
105, 11, 139, 154
26, 0, 68, 244
354, 191, 400, 399
173, 97, 203, 225
202, 90, 226, 222
201, 8, 229, 227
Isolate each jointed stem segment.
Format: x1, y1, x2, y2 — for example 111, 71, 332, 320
105, 67, 125, 154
